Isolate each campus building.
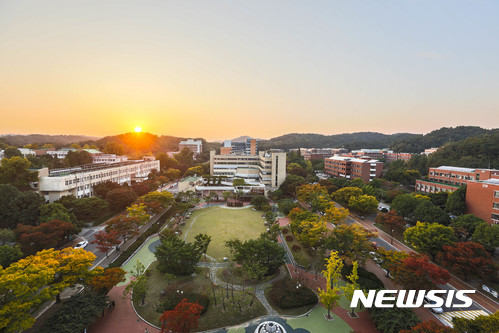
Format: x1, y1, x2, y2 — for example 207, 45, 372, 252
466, 178, 499, 224
415, 166, 499, 194
302, 148, 348, 161
324, 155, 383, 182
179, 139, 203, 155
36, 158, 160, 202
209, 149, 286, 188
221, 138, 258, 155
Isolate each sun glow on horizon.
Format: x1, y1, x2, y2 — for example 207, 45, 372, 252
134, 126, 142, 133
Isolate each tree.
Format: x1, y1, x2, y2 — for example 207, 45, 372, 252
404, 222, 457, 261
106, 187, 137, 210
225, 236, 285, 277
277, 198, 297, 215
296, 184, 330, 212
0, 244, 23, 268
0, 248, 96, 332
413, 200, 450, 225
0, 229, 15, 245
222, 191, 232, 201
156, 153, 180, 170
184, 165, 203, 176
91, 230, 121, 257
391, 194, 420, 220
126, 203, 150, 225
450, 214, 487, 241
65, 150, 92, 167
105, 215, 141, 242
250, 195, 269, 210
131, 182, 151, 196
318, 251, 343, 319
295, 220, 328, 248
193, 233, 211, 259
333, 187, 363, 206
472, 223, 499, 253
341, 261, 360, 317
3, 147, 22, 158
437, 242, 497, 280
12, 191, 44, 226
124, 260, 148, 306
15, 220, 77, 255
160, 298, 204, 333
39, 292, 108, 333
324, 224, 375, 264
400, 320, 458, 333
392, 253, 450, 289
278, 174, 307, 197
103, 141, 125, 155
93, 180, 121, 198
0, 184, 20, 229
452, 310, 499, 333
445, 185, 466, 215
0, 156, 38, 191
377, 248, 408, 277
324, 205, 349, 225
39, 203, 76, 224
166, 168, 182, 180
369, 306, 420, 333
90, 267, 126, 294
375, 210, 404, 244
348, 194, 378, 215
155, 236, 201, 275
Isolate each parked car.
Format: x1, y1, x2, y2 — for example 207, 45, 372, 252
74, 240, 88, 249
423, 295, 444, 314
370, 251, 384, 265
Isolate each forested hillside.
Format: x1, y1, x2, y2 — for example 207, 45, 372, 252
258, 132, 417, 151
428, 131, 499, 169
0, 134, 100, 147
390, 126, 493, 153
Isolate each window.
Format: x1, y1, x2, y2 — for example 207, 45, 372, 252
495, 191, 499, 198
493, 202, 499, 210
492, 213, 499, 221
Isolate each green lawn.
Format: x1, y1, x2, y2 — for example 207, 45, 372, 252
181, 206, 267, 260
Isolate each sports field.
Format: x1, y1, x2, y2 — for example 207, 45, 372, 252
183, 205, 267, 260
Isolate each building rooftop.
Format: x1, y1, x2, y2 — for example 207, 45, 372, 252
480, 178, 499, 185
434, 166, 476, 173
47, 160, 153, 177
326, 155, 380, 164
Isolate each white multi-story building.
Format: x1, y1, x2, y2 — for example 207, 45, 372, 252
92, 153, 129, 164
36, 159, 160, 202
209, 149, 286, 189
179, 139, 203, 155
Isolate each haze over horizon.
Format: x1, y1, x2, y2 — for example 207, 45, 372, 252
1, 1, 498, 140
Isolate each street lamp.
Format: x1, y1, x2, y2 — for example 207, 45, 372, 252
176, 289, 184, 302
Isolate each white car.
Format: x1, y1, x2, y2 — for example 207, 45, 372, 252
423, 296, 444, 314
74, 240, 88, 249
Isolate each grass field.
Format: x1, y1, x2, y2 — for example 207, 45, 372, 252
182, 206, 267, 260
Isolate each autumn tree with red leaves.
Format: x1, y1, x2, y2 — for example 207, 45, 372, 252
90, 267, 126, 294
15, 219, 77, 254
91, 230, 121, 257
400, 320, 458, 332
392, 253, 450, 289
160, 298, 204, 333
105, 215, 141, 242
437, 242, 497, 281
375, 210, 404, 244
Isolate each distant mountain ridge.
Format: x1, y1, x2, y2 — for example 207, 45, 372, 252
257, 132, 418, 151
0, 134, 101, 147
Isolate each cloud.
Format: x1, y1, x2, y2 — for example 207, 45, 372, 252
415, 51, 447, 59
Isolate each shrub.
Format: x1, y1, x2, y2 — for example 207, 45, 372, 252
291, 244, 301, 252
282, 228, 289, 234
156, 289, 209, 315
268, 277, 317, 309
285, 235, 293, 242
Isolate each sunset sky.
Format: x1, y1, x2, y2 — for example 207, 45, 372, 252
1, 0, 498, 140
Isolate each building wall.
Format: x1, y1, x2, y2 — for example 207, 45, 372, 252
415, 179, 460, 193
466, 181, 499, 224
324, 156, 383, 182
38, 159, 160, 202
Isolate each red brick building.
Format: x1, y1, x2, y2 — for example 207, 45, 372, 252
385, 152, 413, 162
303, 148, 348, 160
416, 166, 499, 194
466, 178, 499, 224
324, 155, 383, 182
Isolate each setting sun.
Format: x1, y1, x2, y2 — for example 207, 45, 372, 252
134, 126, 142, 133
